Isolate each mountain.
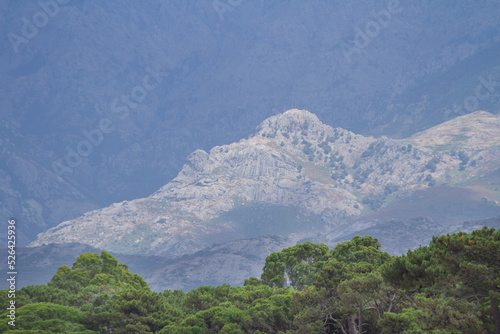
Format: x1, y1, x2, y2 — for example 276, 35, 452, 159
31, 109, 500, 257
2, 2, 500, 246
0, 121, 100, 242
0, 235, 294, 291
142, 235, 293, 291
4, 216, 499, 291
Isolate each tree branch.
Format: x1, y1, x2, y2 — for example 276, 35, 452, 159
325, 314, 348, 334
404, 292, 420, 310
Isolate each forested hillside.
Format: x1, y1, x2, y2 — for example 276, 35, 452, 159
1, 227, 498, 333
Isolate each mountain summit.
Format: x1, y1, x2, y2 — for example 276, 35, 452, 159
31, 110, 500, 257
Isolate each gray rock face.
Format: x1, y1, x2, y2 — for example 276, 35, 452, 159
31, 110, 500, 257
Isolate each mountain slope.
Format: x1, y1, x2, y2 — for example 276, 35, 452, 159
31, 110, 500, 256
2, 2, 500, 244
6, 216, 500, 291
408, 110, 500, 150
0, 121, 99, 244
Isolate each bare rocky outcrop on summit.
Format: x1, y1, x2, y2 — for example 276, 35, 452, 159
31, 110, 500, 257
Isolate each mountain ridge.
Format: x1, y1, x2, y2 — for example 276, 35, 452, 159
3, 2, 500, 247
31, 109, 500, 257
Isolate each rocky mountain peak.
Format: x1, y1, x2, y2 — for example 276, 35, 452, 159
31, 110, 500, 257
253, 109, 324, 137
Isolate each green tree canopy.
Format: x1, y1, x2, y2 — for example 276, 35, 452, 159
2, 229, 497, 333
382, 227, 500, 333
50, 251, 148, 292
261, 241, 328, 289
0, 302, 97, 333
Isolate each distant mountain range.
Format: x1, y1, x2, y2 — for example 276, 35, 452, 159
3, 1, 500, 292
4, 216, 499, 292
22, 109, 499, 290
2, 2, 500, 247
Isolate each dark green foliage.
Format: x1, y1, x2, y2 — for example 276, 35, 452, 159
400, 144, 412, 153
318, 141, 332, 154
50, 251, 148, 293
458, 150, 469, 164
362, 194, 384, 210
159, 284, 296, 333
92, 286, 173, 333
382, 227, 500, 333
362, 141, 388, 159
352, 159, 361, 170
425, 156, 440, 172
15, 284, 76, 307
2, 229, 498, 333
458, 150, 469, 171
1, 252, 166, 334
424, 174, 437, 186
0, 302, 97, 333
301, 140, 316, 160
261, 241, 328, 290
384, 182, 399, 195
361, 148, 374, 158
244, 276, 265, 286
295, 236, 393, 334
353, 167, 374, 183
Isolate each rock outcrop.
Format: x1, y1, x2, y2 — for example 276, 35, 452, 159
31, 110, 500, 257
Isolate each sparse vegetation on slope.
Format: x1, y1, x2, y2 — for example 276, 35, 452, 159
30, 110, 500, 258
